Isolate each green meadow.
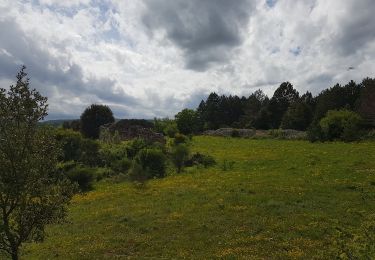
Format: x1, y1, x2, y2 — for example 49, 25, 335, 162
22, 137, 375, 259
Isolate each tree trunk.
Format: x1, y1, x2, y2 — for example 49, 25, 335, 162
11, 248, 18, 260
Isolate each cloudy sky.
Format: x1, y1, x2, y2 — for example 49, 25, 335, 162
0, 0, 374, 119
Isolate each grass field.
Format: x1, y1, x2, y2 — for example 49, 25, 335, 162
22, 137, 375, 259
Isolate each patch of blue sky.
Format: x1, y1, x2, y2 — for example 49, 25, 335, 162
266, 0, 277, 8
289, 46, 302, 56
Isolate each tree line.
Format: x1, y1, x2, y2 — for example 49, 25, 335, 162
172, 78, 375, 138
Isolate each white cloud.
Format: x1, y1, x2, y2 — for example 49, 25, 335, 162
0, 0, 374, 119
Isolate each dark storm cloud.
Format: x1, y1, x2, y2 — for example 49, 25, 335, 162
142, 0, 254, 71
333, 0, 375, 55
0, 18, 138, 117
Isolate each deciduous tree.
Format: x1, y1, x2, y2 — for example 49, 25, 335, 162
0, 66, 74, 260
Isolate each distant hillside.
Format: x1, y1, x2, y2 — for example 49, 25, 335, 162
39, 119, 77, 127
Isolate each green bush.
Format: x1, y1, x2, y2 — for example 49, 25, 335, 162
135, 148, 166, 179
171, 144, 190, 173
99, 143, 128, 167
94, 167, 115, 181
54, 128, 83, 162
319, 109, 362, 142
99, 128, 121, 144
307, 123, 324, 143
364, 129, 375, 140
80, 138, 102, 167
128, 162, 149, 183
221, 160, 235, 171
126, 138, 147, 159
111, 157, 132, 174
164, 123, 179, 138
174, 133, 188, 145
185, 153, 216, 168
66, 166, 95, 192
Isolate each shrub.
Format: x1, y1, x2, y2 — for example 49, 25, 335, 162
307, 123, 324, 143
99, 143, 128, 167
364, 129, 375, 140
128, 162, 149, 184
319, 109, 362, 142
54, 128, 83, 162
126, 138, 147, 159
135, 148, 167, 178
231, 129, 240, 138
171, 144, 190, 173
221, 160, 235, 171
80, 104, 115, 139
99, 128, 121, 144
185, 153, 216, 168
164, 123, 179, 138
66, 166, 95, 192
174, 133, 188, 145
94, 167, 115, 181
80, 138, 102, 167
111, 157, 132, 173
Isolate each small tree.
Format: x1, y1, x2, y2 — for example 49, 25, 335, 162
319, 109, 362, 142
171, 144, 190, 173
0, 66, 74, 259
175, 109, 198, 135
80, 104, 115, 139
134, 148, 167, 179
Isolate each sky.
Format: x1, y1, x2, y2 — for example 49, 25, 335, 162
0, 0, 374, 119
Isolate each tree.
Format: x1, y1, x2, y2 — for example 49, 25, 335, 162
359, 78, 375, 127
319, 109, 362, 142
80, 104, 114, 139
171, 144, 190, 173
175, 109, 198, 135
242, 89, 268, 128
268, 82, 299, 128
314, 81, 362, 121
281, 101, 313, 130
0, 66, 74, 260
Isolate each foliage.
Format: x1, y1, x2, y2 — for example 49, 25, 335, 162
221, 159, 235, 171
99, 143, 128, 168
80, 104, 115, 139
154, 118, 178, 137
174, 133, 189, 145
319, 109, 362, 142
171, 144, 190, 173
111, 157, 132, 174
0, 66, 74, 260
185, 152, 216, 168
173, 78, 372, 133
359, 77, 375, 127
22, 137, 375, 259
281, 101, 313, 130
164, 123, 179, 138
79, 138, 102, 167
54, 128, 83, 161
175, 109, 199, 135
66, 166, 95, 192
314, 81, 362, 121
306, 123, 324, 143
126, 138, 148, 159
62, 120, 81, 132
99, 128, 121, 144
135, 148, 166, 179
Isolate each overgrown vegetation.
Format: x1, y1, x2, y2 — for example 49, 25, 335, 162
0, 67, 75, 260
21, 137, 375, 259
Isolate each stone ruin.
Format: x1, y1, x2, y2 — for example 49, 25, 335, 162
100, 119, 165, 144
203, 128, 256, 138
